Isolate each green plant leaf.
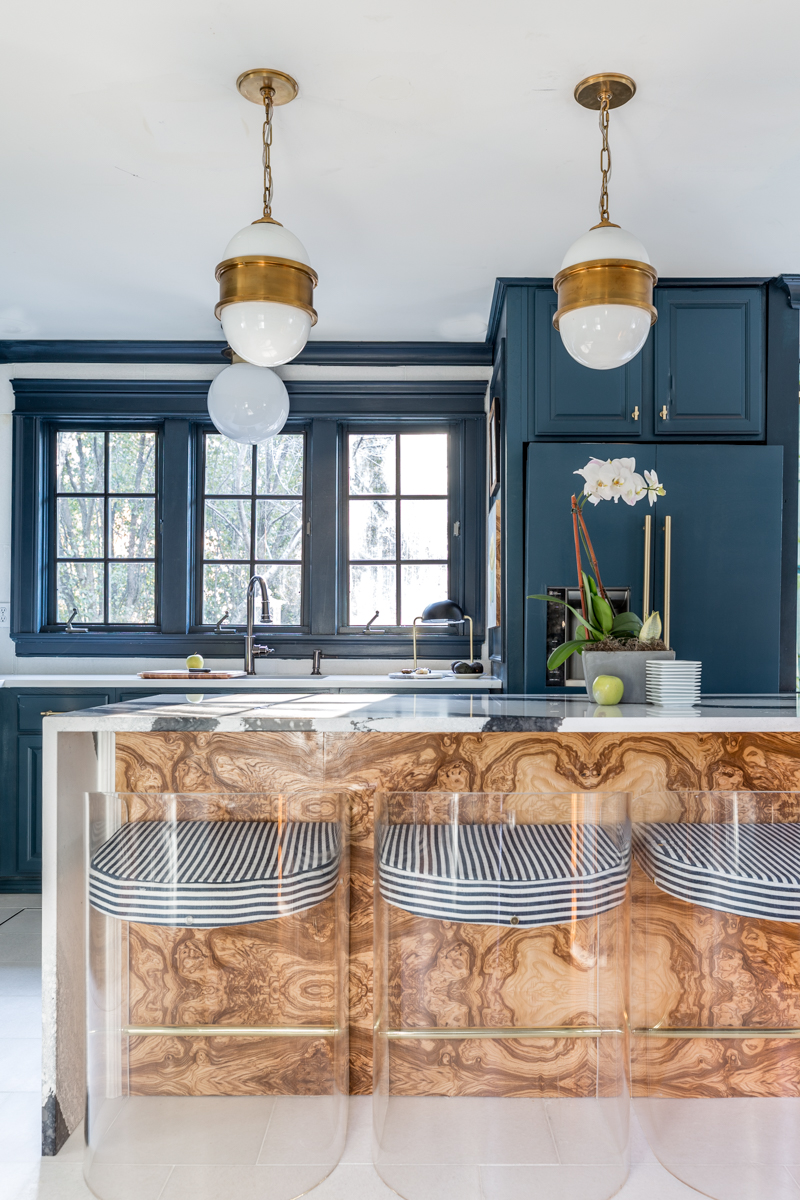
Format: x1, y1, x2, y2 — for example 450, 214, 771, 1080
581, 573, 595, 626
527, 594, 600, 638
612, 612, 643, 633
592, 595, 614, 634
587, 575, 598, 596
546, 639, 588, 671
640, 611, 662, 642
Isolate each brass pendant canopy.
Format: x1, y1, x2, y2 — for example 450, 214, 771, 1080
574, 73, 636, 110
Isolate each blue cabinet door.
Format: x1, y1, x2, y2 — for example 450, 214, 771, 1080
525, 443, 654, 691
532, 290, 645, 438
17, 736, 42, 876
654, 445, 783, 692
654, 288, 765, 437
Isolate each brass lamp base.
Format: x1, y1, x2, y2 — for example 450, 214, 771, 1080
574, 73, 636, 110
553, 258, 657, 331
236, 69, 298, 106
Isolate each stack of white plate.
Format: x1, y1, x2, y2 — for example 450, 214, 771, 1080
646, 660, 702, 707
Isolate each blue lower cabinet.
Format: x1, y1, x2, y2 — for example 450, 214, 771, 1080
16, 737, 42, 876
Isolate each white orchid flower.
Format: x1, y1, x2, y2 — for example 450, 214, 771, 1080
575, 458, 618, 504
619, 471, 648, 506
643, 469, 666, 506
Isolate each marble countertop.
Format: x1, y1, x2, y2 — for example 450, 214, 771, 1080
41, 692, 800, 733
0, 672, 501, 690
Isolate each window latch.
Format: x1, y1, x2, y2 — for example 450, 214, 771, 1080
453, 521, 460, 536
306, 520, 311, 535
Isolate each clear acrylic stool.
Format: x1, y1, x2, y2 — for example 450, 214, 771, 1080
632, 789, 800, 1200
373, 790, 631, 1200
85, 791, 349, 1200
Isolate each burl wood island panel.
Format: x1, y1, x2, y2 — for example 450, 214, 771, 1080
115, 729, 800, 1097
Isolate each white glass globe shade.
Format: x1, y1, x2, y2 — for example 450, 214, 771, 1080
207, 363, 290, 444
559, 304, 652, 370
221, 302, 312, 367
223, 221, 311, 265
560, 225, 650, 269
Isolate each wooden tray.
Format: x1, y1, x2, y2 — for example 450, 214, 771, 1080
136, 670, 247, 680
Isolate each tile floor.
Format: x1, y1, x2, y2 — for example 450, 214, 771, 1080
0, 895, 797, 1200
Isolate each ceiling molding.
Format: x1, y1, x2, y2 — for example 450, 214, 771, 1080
0, 339, 493, 367
778, 275, 800, 309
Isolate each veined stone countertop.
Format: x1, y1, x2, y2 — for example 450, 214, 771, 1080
42, 691, 800, 733
0, 672, 501, 690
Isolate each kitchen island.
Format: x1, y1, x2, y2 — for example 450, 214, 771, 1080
41, 692, 800, 1152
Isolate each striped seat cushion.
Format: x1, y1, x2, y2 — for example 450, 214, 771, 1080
633, 822, 800, 921
379, 822, 629, 927
89, 820, 341, 927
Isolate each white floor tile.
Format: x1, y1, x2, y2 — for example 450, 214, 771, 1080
664, 1164, 800, 1200
634, 1097, 800, 1166
0, 1162, 41, 1200
0, 912, 41, 966
43, 1160, 169, 1200
376, 1164, 482, 1200
0, 969, 41, 998
90, 1094, 275, 1165
162, 1163, 337, 1200
55, 1122, 84, 1163
480, 1163, 628, 1200
374, 1095, 558, 1165
629, 1110, 658, 1165
0, 996, 42, 1038
307, 1163, 398, 1200
616, 1162, 711, 1198
0, 1093, 42, 1163
341, 1096, 372, 1165
257, 1095, 347, 1166
544, 1097, 629, 1166
0, 1040, 41, 1092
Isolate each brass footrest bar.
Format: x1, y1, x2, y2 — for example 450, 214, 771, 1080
121, 1025, 339, 1038
633, 1027, 800, 1040
385, 1026, 623, 1041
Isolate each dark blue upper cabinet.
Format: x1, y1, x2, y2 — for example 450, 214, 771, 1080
654, 287, 765, 437
532, 290, 644, 438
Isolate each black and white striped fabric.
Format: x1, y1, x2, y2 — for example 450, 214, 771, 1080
379, 821, 629, 927
633, 822, 800, 921
89, 820, 341, 927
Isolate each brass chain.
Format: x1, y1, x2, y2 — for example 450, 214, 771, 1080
598, 93, 611, 224
261, 85, 275, 219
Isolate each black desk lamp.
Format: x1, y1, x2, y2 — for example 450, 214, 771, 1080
412, 600, 473, 670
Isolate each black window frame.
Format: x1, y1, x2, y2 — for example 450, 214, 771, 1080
46, 424, 161, 631
11, 378, 486, 658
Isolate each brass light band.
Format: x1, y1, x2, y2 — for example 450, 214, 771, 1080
215, 255, 318, 324
553, 258, 657, 331
385, 1026, 622, 1040
634, 1027, 800, 1040
121, 1024, 338, 1038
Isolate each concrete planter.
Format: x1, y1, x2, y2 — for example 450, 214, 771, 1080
581, 649, 676, 704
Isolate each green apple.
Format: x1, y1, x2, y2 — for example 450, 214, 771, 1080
186, 654, 204, 670
592, 674, 624, 705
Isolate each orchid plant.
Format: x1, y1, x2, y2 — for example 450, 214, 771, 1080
529, 457, 666, 671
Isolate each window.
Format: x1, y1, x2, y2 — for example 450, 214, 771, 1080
52, 430, 157, 625
200, 432, 305, 626
347, 432, 449, 626
12, 378, 484, 654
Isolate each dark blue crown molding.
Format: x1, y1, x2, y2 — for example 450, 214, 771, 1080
0, 339, 493, 367
11, 377, 488, 418
486, 275, 780, 345
779, 274, 800, 309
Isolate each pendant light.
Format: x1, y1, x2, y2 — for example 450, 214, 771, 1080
215, 69, 318, 367
207, 355, 290, 444
554, 74, 657, 371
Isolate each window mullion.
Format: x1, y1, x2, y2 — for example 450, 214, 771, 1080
310, 418, 338, 635
159, 419, 191, 633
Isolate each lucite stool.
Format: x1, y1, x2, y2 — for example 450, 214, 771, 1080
85, 791, 349, 1200
632, 789, 800, 1200
372, 790, 631, 1200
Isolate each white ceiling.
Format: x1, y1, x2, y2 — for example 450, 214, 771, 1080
2, 0, 799, 343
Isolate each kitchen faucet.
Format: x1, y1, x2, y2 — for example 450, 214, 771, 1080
244, 576, 275, 675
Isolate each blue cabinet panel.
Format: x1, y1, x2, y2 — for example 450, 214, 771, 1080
654, 288, 765, 436
524, 443, 650, 691
17, 736, 42, 876
532, 291, 644, 437
655, 445, 782, 692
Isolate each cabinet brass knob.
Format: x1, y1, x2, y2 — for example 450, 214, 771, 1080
660, 405, 669, 420
40, 710, 60, 716
632, 406, 640, 420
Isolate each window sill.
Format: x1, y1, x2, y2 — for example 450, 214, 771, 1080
11, 631, 480, 659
